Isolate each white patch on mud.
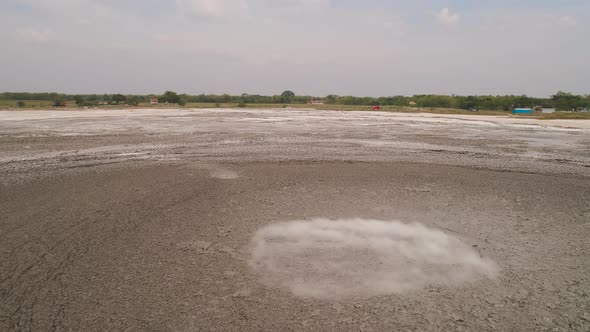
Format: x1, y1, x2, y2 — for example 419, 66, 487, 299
192, 164, 239, 179
209, 168, 239, 179
249, 219, 498, 300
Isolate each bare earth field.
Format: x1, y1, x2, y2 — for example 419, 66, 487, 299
1, 108, 589, 331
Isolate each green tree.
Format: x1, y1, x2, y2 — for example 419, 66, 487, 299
74, 95, 84, 105
514, 95, 532, 108
281, 90, 295, 103
112, 94, 127, 105
127, 96, 141, 106
161, 91, 181, 104
326, 95, 338, 104
101, 94, 112, 105
53, 96, 66, 107
17, 101, 26, 107
552, 91, 584, 112
457, 96, 478, 110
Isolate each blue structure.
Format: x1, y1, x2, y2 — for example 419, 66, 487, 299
513, 108, 533, 115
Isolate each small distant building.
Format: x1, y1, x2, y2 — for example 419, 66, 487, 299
513, 108, 533, 115
150, 98, 158, 105
541, 108, 556, 114
409, 101, 417, 106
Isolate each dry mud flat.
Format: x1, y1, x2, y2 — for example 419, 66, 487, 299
1, 109, 589, 331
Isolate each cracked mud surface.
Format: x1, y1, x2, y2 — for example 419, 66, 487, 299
1, 109, 589, 331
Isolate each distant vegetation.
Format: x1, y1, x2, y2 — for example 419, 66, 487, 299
1, 91, 589, 113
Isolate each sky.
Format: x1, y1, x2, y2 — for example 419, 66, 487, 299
0, 0, 589, 97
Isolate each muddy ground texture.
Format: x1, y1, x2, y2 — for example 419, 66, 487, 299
1, 109, 589, 331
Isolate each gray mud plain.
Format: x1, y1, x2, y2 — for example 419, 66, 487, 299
1, 109, 589, 331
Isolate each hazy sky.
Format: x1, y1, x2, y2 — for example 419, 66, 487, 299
1, 0, 589, 97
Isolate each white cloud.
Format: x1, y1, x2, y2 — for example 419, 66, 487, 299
151, 32, 198, 43
177, 0, 330, 19
15, 27, 56, 42
93, 2, 115, 18
559, 16, 577, 26
152, 32, 173, 41
177, 0, 248, 18
258, 0, 330, 11
15, 0, 79, 8
14, 0, 118, 24
382, 16, 407, 36
435, 8, 460, 26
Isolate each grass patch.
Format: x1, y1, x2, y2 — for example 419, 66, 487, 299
0, 100, 60, 108
538, 112, 590, 120
2, 100, 588, 120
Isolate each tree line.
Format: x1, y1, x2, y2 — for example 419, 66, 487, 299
1, 91, 588, 112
